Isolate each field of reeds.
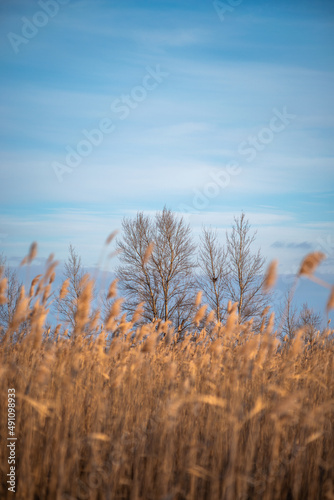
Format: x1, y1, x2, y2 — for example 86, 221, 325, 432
1, 252, 334, 500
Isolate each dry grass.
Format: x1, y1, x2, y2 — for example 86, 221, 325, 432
0, 258, 334, 500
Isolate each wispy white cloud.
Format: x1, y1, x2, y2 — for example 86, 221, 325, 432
1, 0, 333, 280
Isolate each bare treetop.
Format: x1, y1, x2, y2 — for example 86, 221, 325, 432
197, 227, 228, 323
116, 207, 197, 331
226, 213, 269, 324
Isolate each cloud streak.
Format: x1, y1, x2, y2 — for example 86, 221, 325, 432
0, 0, 333, 277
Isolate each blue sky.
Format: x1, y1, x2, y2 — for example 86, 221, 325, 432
0, 0, 333, 298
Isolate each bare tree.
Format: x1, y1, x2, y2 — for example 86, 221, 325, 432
278, 290, 299, 342
0, 254, 22, 336
197, 228, 228, 323
297, 303, 321, 343
54, 245, 85, 329
225, 213, 269, 324
116, 207, 197, 331
116, 212, 156, 323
